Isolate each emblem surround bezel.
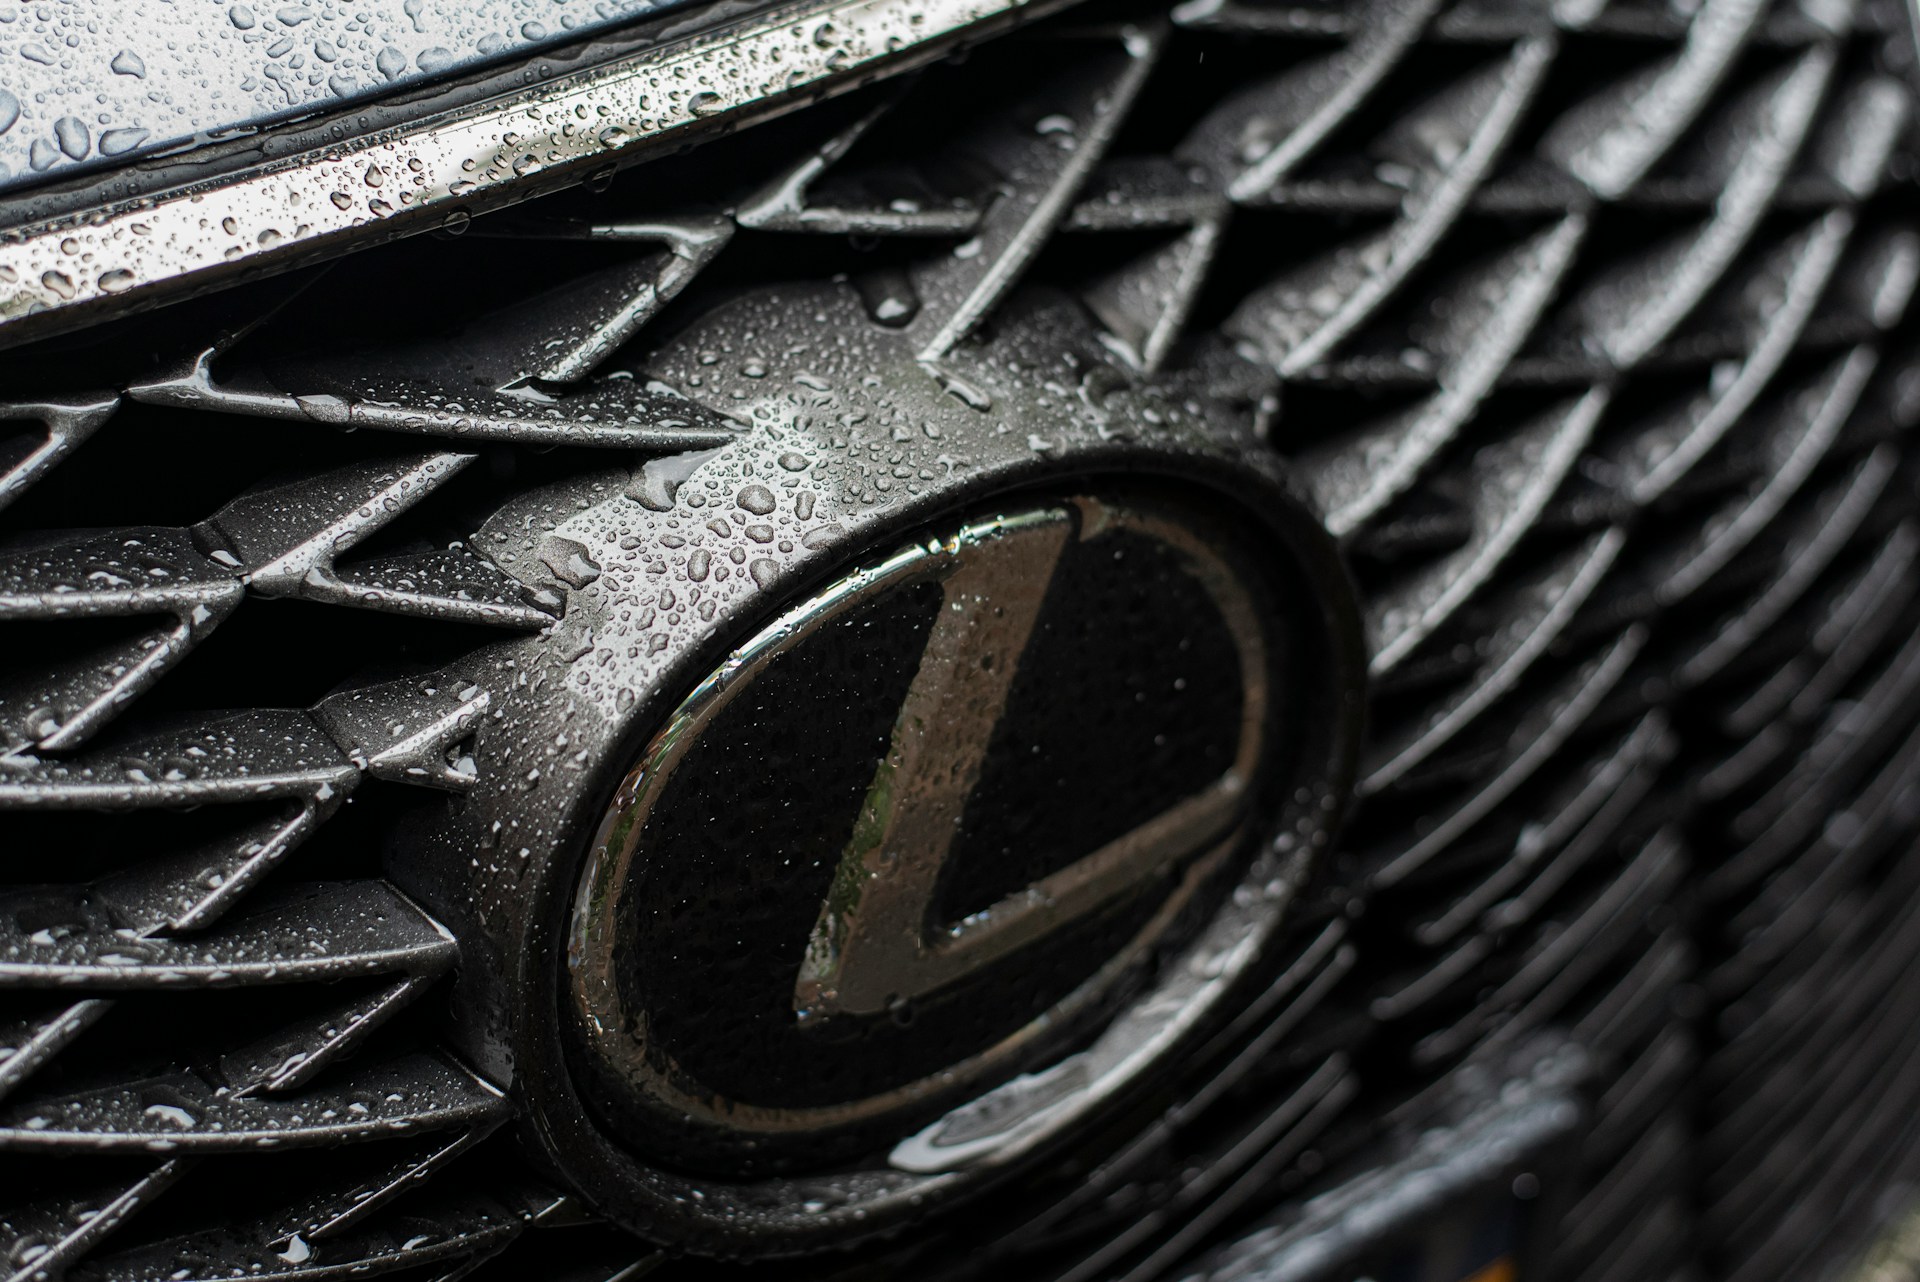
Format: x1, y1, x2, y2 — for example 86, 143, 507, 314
391, 284, 1368, 1256
566, 491, 1276, 1169
537, 459, 1362, 1250
540, 472, 1358, 1252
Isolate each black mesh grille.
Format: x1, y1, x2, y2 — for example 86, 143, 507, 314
1, 0, 1918, 1279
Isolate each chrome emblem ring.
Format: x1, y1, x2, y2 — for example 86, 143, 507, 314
557, 479, 1358, 1243
439, 283, 1365, 1254
569, 494, 1272, 1155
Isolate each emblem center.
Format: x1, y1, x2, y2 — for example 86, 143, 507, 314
795, 504, 1267, 1024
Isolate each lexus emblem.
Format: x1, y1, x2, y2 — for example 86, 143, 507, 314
453, 285, 1365, 1254
792, 502, 1264, 1027
562, 489, 1357, 1241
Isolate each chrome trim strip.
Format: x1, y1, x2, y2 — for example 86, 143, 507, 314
0, 0, 712, 195
0, 0, 1069, 345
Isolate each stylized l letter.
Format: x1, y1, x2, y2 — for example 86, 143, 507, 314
794, 505, 1260, 1024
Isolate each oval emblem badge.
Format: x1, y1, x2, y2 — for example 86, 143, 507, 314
563, 486, 1360, 1241
433, 286, 1368, 1255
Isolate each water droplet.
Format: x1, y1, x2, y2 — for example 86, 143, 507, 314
142, 1104, 196, 1129
99, 128, 151, 157
938, 372, 992, 412
52, 117, 90, 161
541, 538, 601, 589
629, 447, 723, 511
801, 524, 843, 550
856, 268, 920, 327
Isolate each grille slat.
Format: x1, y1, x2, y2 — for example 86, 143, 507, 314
1234, 37, 1558, 374
908, 26, 1165, 365
128, 334, 742, 454
1364, 388, 1606, 671
1544, 0, 1773, 200
463, 213, 737, 388
1370, 625, 1646, 882
1637, 343, 1877, 600
1287, 216, 1591, 534
1179, 0, 1449, 199
1562, 1108, 1692, 1258
1, 1159, 189, 1282
1414, 712, 1675, 947
0, 530, 246, 755
0, 398, 119, 517
0, 1002, 111, 1106
0, 711, 359, 811
76, 1181, 524, 1282
1677, 437, 1900, 685
0, 882, 450, 993
192, 454, 554, 629
1413, 827, 1689, 1068
1360, 527, 1626, 788
0, 1049, 503, 1153
1716, 518, 1919, 740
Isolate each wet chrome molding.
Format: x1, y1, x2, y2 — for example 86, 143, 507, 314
0, 0, 709, 194
0, 0, 1071, 345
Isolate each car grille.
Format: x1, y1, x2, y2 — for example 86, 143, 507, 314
1, 1, 1917, 1280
